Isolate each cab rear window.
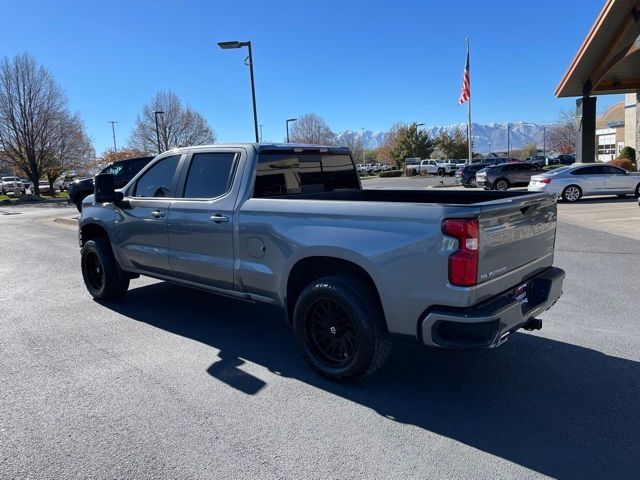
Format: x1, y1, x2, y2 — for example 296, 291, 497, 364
253, 153, 359, 198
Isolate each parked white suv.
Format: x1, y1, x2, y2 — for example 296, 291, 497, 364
1, 176, 26, 195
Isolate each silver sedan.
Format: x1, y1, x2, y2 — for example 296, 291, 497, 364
527, 163, 640, 202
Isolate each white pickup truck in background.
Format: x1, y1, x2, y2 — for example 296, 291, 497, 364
405, 159, 458, 177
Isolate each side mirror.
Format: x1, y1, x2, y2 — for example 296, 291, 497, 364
94, 173, 124, 203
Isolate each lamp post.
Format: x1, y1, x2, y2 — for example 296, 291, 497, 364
361, 127, 366, 165
259, 124, 263, 142
108, 121, 118, 160
286, 118, 297, 143
507, 124, 511, 157
543, 126, 546, 157
218, 40, 259, 142
154, 111, 164, 154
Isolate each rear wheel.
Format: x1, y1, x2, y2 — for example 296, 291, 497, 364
81, 238, 129, 300
562, 185, 582, 202
293, 275, 391, 381
494, 178, 510, 191
468, 176, 477, 188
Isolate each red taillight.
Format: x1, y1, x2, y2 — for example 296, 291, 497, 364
539, 178, 552, 184
442, 218, 479, 287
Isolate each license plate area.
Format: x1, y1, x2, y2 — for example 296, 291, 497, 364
513, 282, 530, 314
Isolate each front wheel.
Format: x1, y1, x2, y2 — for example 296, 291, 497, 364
293, 275, 391, 381
437, 169, 445, 177
494, 178, 510, 191
81, 238, 130, 300
562, 185, 582, 202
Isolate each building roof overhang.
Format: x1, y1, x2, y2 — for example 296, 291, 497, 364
556, 0, 640, 97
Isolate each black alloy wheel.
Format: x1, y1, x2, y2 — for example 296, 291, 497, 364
305, 298, 357, 368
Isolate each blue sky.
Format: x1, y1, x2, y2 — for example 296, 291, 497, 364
0, 0, 619, 153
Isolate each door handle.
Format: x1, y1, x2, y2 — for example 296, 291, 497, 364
151, 210, 165, 218
210, 214, 229, 223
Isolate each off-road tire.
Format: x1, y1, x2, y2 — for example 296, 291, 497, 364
81, 238, 129, 300
293, 275, 391, 381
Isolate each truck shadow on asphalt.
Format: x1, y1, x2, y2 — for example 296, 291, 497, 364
105, 281, 639, 480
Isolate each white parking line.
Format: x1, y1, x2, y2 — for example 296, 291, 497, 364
597, 217, 640, 222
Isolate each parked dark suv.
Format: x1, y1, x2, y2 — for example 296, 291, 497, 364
68, 156, 153, 211
476, 162, 541, 191
455, 163, 491, 187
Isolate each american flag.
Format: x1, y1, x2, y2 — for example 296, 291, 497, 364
458, 47, 470, 105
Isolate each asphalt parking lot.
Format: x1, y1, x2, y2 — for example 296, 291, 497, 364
1, 191, 639, 479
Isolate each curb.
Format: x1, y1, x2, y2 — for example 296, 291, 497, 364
53, 217, 78, 226
425, 184, 462, 189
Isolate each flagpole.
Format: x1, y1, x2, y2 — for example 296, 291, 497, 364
467, 37, 472, 165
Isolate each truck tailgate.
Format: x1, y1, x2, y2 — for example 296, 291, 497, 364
477, 193, 557, 284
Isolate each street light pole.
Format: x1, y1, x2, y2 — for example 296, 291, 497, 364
108, 121, 118, 160
154, 111, 164, 154
543, 126, 546, 157
218, 40, 259, 142
507, 124, 511, 157
259, 124, 263, 142
286, 118, 297, 143
361, 127, 366, 165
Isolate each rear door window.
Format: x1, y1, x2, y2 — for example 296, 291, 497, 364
183, 152, 238, 199
572, 166, 604, 175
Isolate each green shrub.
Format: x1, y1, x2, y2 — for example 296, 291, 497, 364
619, 146, 635, 161
378, 170, 403, 178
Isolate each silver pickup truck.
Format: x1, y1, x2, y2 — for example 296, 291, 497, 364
79, 144, 565, 381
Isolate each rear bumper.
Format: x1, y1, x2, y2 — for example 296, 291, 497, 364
420, 267, 565, 349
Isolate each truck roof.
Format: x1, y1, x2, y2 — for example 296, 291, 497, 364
166, 143, 351, 155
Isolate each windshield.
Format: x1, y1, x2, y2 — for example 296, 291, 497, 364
101, 163, 123, 176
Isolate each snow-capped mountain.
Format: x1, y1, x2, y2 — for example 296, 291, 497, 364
336, 122, 550, 153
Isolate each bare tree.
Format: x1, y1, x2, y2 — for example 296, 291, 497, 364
337, 134, 365, 163
378, 123, 402, 164
0, 53, 74, 194
548, 108, 576, 155
128, 90, 216, 154
288, 113, 336, 145
43, 112, 95, 189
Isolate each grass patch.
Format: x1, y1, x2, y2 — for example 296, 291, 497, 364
40, 191, 68, 199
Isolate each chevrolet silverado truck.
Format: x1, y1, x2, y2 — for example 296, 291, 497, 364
79, 144, 565, 381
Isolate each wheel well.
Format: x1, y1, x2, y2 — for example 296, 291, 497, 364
80, 223, 109, 246
563, 184, 582, 192
286, 257, 382, 324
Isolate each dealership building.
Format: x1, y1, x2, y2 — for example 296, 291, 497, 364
556, 0, 640, 166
